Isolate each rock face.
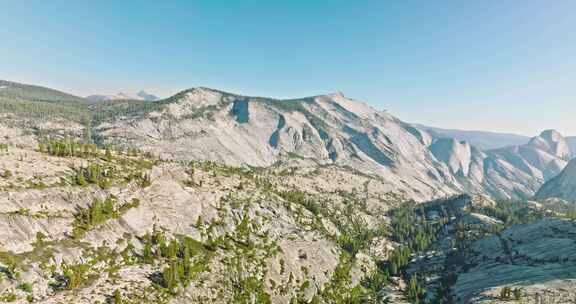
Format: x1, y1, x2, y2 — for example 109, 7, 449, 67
94, 88, 463, 201
526, 129, 572, 160
481, 130, 571, 197
94, 88, 571, 201
427, 129, 573, 200
453, 218, 576, 303
567, 136, 576, 154
535, 158, 576, 202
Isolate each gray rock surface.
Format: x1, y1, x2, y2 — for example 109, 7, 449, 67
453, 218, 576, 303
535, 158, 576, 202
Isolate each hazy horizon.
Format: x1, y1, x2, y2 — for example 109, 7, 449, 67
1, 1, 575, 136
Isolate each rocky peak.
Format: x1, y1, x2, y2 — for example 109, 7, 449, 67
160, 87, 231, 119
528, 129, 571, 159
321, 91, 378, 119
540, 129, 564, 141
535, 158, 576, 201
87, 91, 158, 102
136, 90, 159, 101
429, 138, 473, 175
327, 91, 345, 98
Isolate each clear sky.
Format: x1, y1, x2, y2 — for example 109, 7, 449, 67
0, 1, 574, 136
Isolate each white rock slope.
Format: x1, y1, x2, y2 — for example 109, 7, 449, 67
93, 88, 572, 201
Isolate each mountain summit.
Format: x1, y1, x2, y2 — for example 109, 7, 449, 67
86, 90, 158, 102
527, 129, 572, 159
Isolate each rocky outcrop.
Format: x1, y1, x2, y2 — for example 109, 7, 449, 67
453, 218, 576, 303
427, 130, 572, 200
535, 158, 576, 202
526, 129, 571, 160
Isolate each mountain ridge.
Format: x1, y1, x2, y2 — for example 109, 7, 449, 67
414, 124, 531, 150
535, 158, 576, 202
0, 79, 572, 202
91, 85, 572, 201
86, 90, 159, 102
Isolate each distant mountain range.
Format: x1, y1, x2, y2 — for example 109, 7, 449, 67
86, 90, 159, 102
417, 124, 576, 152
414, 124, 531, 150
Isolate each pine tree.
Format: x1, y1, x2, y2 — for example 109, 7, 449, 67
113, 289, 123, 304
76, 170, 87, 186
103, 196, 115, 217
162, 262, 180, 291
142, 237, 154, 264
105, 146, 113, 161
167, 239, 179, 260
500, 286, 511, 299
512, 287, 523, 300
90, 199, 103, 225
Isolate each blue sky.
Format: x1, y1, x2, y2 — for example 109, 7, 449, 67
0, 0, 574, 136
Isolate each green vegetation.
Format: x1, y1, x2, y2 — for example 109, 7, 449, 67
0, 80, 89, 124
113, 289, 123, 304
72, 196, 118, 237
406, 274, 426, 303
72, 162, 151, 189
34, 138, 154, 190
277, 189, 321, 216
72, 196, 140, 238
321, 252, 364, 303
473, 200, 545, 226
276, 186, 392, 302
500, 286, 524, 301
73, 163, 114, 188
0, 292, 17, 302
89, 99, 164, 125
61, 262, 92, 290
0, 96, 89, 123
39, 138, 100, 158
389, 204, 439, 252
136, 227, 214, 295
0, 252, 18, 279
16, 282, 33, 293
1, 168, 12, 178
